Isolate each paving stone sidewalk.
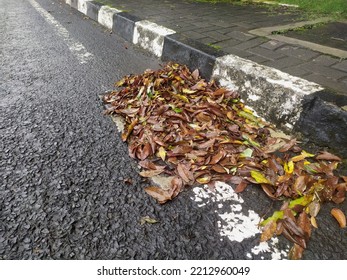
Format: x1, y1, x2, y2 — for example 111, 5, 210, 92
96, 0, 347, 99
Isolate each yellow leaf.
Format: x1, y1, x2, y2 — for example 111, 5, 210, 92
302, 150, 315, 157
115, 78, 126, 87
284, 160, 294, 174
196, 176, 211, 184
182, 88, 196, 94
157, 146, 166, 161
243, 107, 254, 114
226, 111, 233, 120
250, 170, 272, 185
291, 150, 315, 162
291, 154, 305, 162
311, 216, 318, 228
175, 94, 189, 103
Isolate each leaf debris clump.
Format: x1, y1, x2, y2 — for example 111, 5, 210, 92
102, 62, 346, 259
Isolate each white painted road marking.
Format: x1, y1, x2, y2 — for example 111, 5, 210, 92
192, 182, 289, 259
28, 0, 94, 64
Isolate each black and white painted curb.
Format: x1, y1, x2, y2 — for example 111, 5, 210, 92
65, 0, 347, 157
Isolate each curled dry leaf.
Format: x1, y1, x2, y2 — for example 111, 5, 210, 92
289, 243, 304, 260
144, 186, 174, 204
311, 216, 318, 228
140, 216, 158, 225
297, 211, 311, 240
292, 175, 307, 195
260, 219, 277, 242
278, 138, 297, 153
209, 150, 226, 165
261, 184, 276, 199
212, 164, 228, 174
139, 169, 164, 177
330, 208, 346, 228
235, 180, 248, 193
316, 151, 341, 162
191, 69, 199, 80
121, 118, 138, 142
198, 139, 215, 150
283, 217, 305, 239
177, 163, 194, 184
308, 200, 321, 217
123, 178, 133, 185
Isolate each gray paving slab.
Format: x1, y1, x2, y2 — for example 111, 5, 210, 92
304, 73, 347, 94
248, 46, 286, 60
225, 30, 256, 41
333, 60, 347, 72
301, 62, 347, 80
234, 37, 269, 50
245, 54, 270, 64
263, 56, 305, 69
280, 65, 313, 77
312, 55, 341, 66
275, 46, 320, 61
260, 40, 287, 50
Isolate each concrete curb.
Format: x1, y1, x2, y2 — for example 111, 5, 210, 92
65, 0, 347, 157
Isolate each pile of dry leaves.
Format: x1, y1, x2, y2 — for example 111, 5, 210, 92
102, 62, 346, 259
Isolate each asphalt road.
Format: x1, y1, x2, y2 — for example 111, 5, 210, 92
0, 0, 346, 260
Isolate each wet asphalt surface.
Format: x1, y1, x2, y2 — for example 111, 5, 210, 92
0, 0, 346, 260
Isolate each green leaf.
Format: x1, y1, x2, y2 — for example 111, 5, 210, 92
237, 110, 259, 123
172, 107, 183, 113
303, 163, 319, 174
169, 104, 183, 113
260, 211, 284, 226
240, 148, 253, 158
242, 134, 260, 147
288, 195, 312, 209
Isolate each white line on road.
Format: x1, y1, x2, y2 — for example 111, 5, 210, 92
28, 0, 94, 64
192, 182, 289, 259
